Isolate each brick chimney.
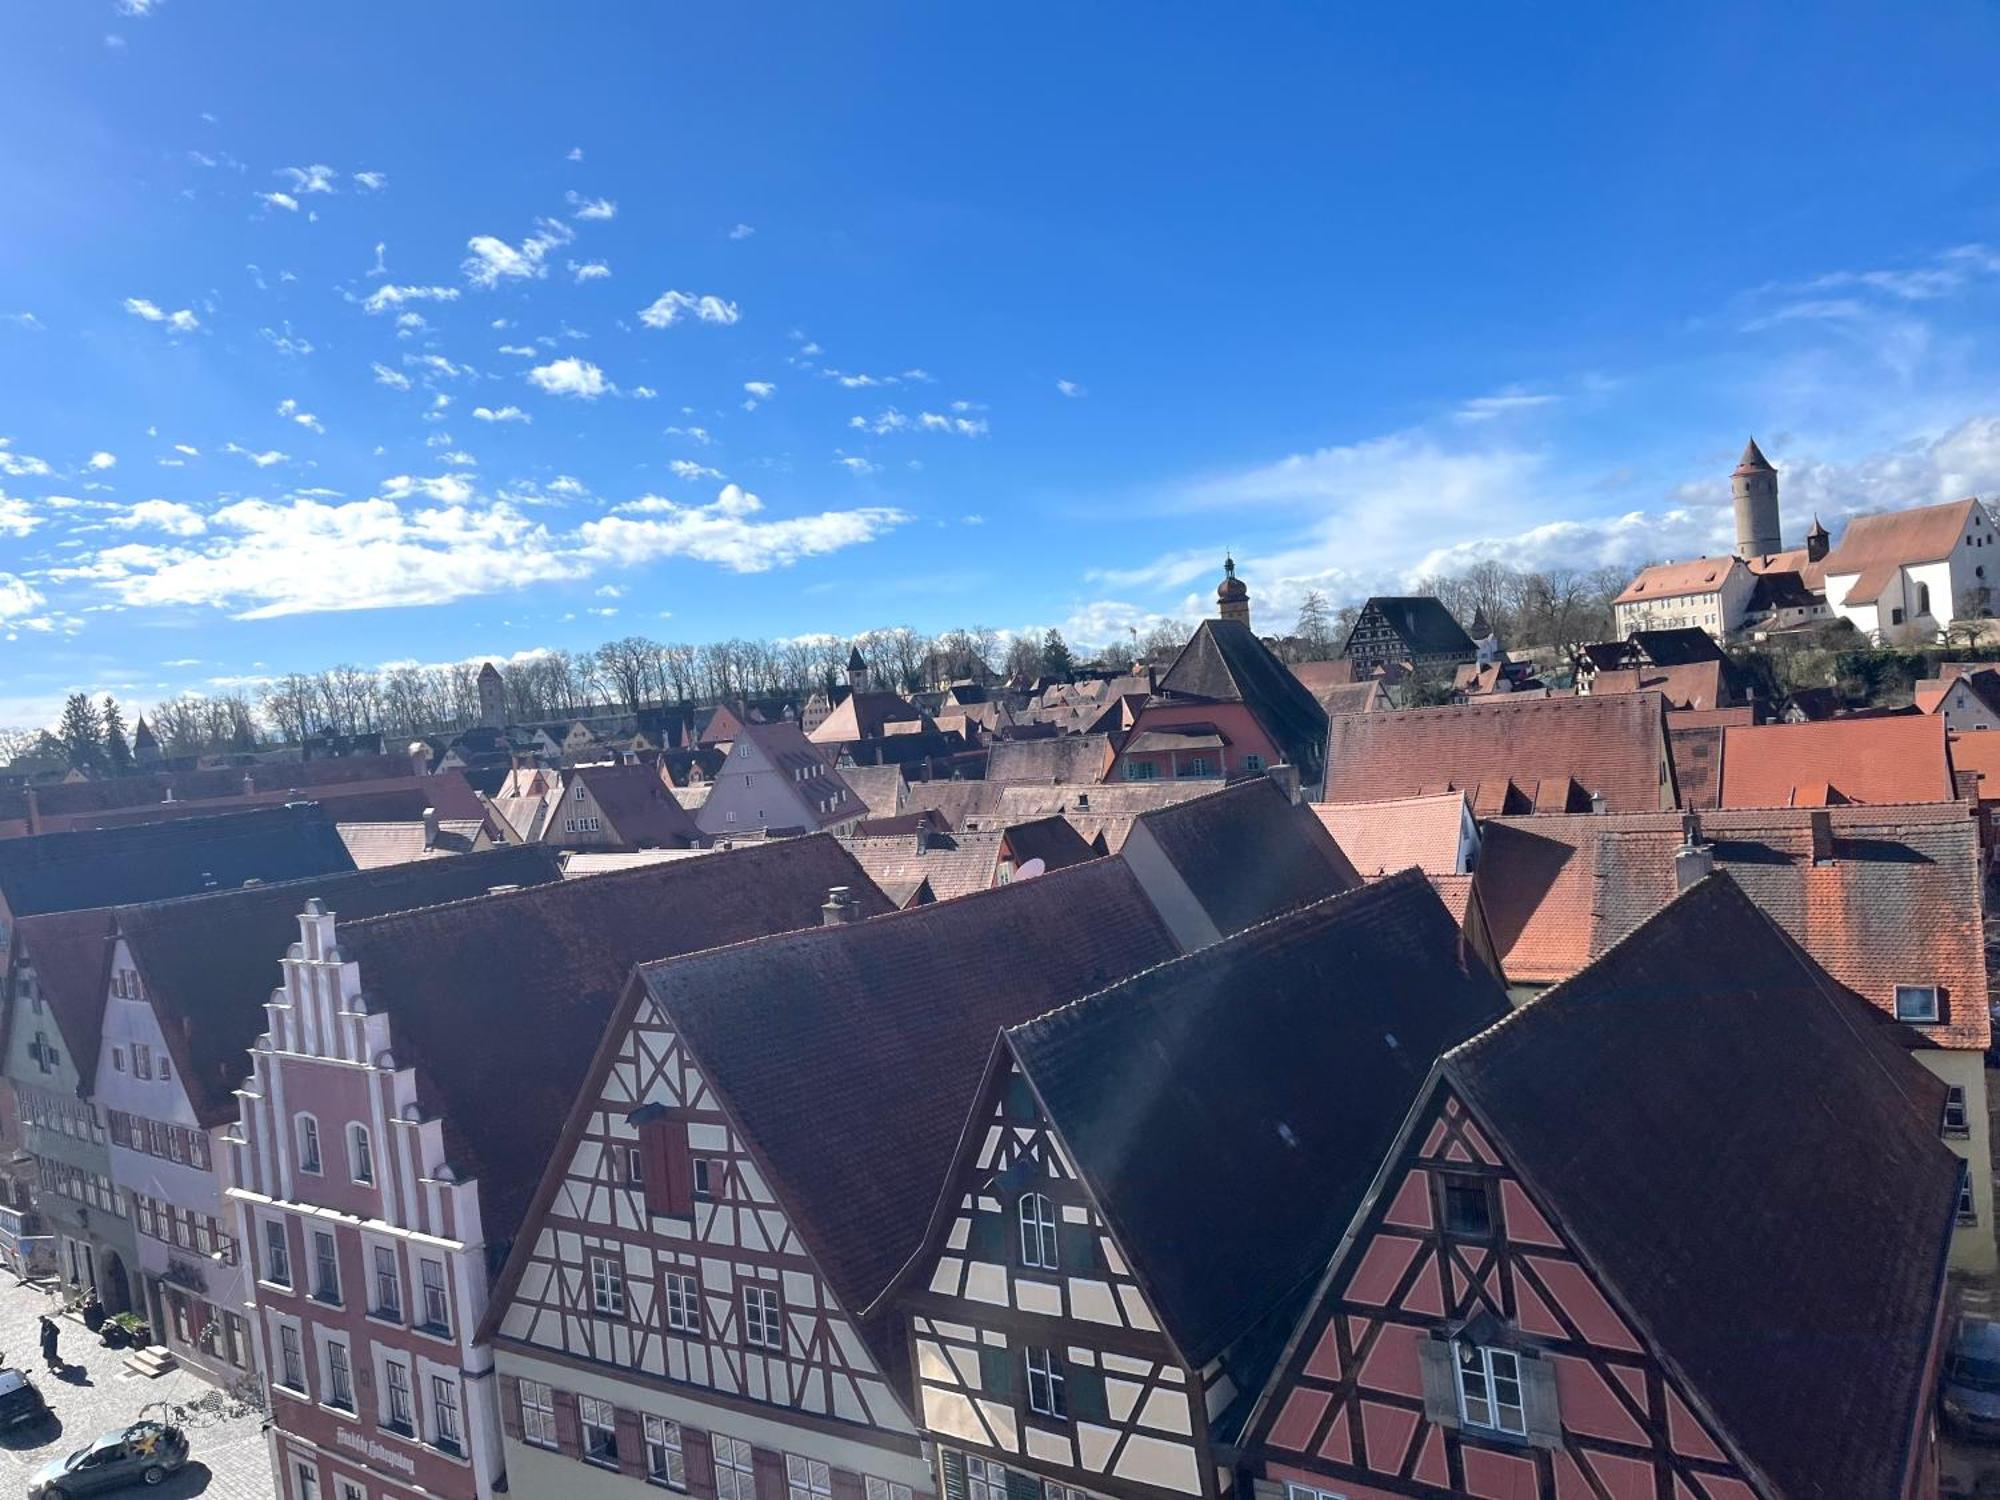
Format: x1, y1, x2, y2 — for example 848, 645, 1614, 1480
1674, 813, 1714, 893
1810, 809, 1834, 865
1266, 763, 1301, 805
422, 806, 440, 850
821, 886, 862, 926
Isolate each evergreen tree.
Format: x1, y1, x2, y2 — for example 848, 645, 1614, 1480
57, 692, 103, 772
101, 696, 132, 773
1040, 628, 1075, 680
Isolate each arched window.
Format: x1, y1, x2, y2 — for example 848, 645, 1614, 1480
296, 1114, 323, 1175
1018, 1192, 1058, 1270
1918, 582, 1933, 618
349, 1123, 375, 1185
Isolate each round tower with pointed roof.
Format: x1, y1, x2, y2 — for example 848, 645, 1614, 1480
477, 660, 506, 729
1732, 438, 1781, 558
1216, 555, 1251, 627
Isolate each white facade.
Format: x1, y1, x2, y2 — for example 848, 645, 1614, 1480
1612, 562, 1755, 640
1825, 501, 2000, 643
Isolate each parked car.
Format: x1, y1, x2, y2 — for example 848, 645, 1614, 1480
1943, 1314, 2000, 1439
26, 1420, 188, 1495
0, 1366, 49, 1430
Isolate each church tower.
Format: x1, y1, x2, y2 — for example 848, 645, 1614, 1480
1217, 555, 1251, 628
846, 645, 872, 695
1732, 438, 1781, 558
476, 661, 506, 729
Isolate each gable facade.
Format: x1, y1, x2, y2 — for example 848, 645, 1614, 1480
1825, 501, 2000, 643
489, 987, 931, 1499
1612, 563, 1755, 641
906, 1056, 1220, 1500
1109, 703, 1278, 785
1250, 1084, 1762, 1500
696, 736, 862, 838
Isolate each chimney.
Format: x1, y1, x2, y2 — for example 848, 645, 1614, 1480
422, 806, 440, 850
410, 740, 431, 778
241, 771, 256, 796
22, 784, 38, 836
1266, 763, 1301, 806
1673, 812, 1713, 893
1589, 791, 1608, 815
1810, 808, 1834, 864
914, 816, 933, 854
821, 886, 862, 926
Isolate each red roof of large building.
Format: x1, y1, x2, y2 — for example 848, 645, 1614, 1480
1820, 497, 1985, 605
1717, 715, 1953, 807
1309, 792, 1468, 878
1613, 557, 1741, 605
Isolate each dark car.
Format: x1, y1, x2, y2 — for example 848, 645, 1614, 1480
0, 1366, 49, 1430
1943, 1315, 2000, 1440
27, 1420, 189, 1496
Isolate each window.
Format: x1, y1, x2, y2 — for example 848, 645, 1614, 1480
744, 1285, 783, 1349
868, 1481, 915, 1500
159, 1056, 171, 1081
1896, 985, 1940, 1022
277, 1322, 307, 1393
350, 1124, 374, 1185
787, 1456, 832, 1500
298, 1115, 323, 1174
966, 1456, 1008, 1500
581, 1395, 619, 1466
519, 1378, 557, 1449
326, 1337, 355, 1411
430, 1375, 463, 1454
1044, 1485, 1088, 1500
1025, 1346, 1066, 1419
713, 1436, 756, 1500
1018, 1192, 1058, 1270
576, 785, 588, 801
1961, 1173, 1979, 1227
693, 1158, 717, 1199
646, 1415, 686, 1487
1285, 1486, 1346, 1500
133, 1043, 153, 1080
341, 1482, 365, 1500
264, 1220, 293, 1289
295, 1461, 321, 1500
591, 1253, 627, 1317
666, 1271, 702, 1334
1455, 1343, 1526, 1436
373, 1246, 402, 1320
627, 1146, 645, 1185
1183, 756, 1211, 777
384, 1357, 415, 1435
112, 1048, 125, 1073
312, 1230, 341, 1304
1125, 760, 1157, 781
1441, 1176, 1494, 1239
419, 1258, 451, 1333
1946, 1086, 1972, 1139
1243, 754, 1264, 773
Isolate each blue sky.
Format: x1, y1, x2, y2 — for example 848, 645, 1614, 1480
5, 2, 2000, 726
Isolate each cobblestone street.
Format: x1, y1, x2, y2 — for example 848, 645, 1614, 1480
0, 1276, 274, 1498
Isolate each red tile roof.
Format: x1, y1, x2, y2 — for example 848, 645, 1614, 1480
1589, 660, 1730, 710
1613, 557, 1740, 604
1717, 716, 1954, 807
1309, 792, 1468, 878
1325, 693, 1674, 813
1821, 497, 1984, 605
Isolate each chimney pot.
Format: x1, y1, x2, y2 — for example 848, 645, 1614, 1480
1674, 810, 1714, 892
821, 885, 862, 926
422, 806, 440, 849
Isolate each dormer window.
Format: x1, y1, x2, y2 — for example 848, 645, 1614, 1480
1456, 1343, 1526, 1436
1895, 985, 1941, 1023
1018, 1193, 1058, 1270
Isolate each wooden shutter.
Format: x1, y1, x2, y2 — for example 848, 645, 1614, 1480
616, 1406, 647, 1477
939, 1448, 968, 1500
643, 1117, 694, 1218
1004, 1469, 1040, 1500
831, 1469, 865, 1500
1067, 1365, 1109, 1424
554, 1389, 584, 1458
978, 1345, 1015, 1397
685, 1428, 717, 1500
1055, 1219, 1097, 1273
966, 1209, 1005, 1261
498, 1375, 524, 1442
1520, 1349, 1562, 1449
752, 1445, 788, 1500
1416, 1334, 1460, 1428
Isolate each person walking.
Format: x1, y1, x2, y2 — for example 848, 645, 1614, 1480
38, 1313, 59, 1371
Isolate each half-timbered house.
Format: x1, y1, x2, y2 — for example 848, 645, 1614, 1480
1245, 874, 1958, 1500
227, 838, 891, 1500
480, 857, 1182, 1500
896, 873, 1508, 1500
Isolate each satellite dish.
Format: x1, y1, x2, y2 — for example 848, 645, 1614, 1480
1014, 857, 1047, 881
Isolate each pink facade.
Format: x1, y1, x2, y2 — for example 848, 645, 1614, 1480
229, 899, 499, 1500
1111, 702, 1280, 782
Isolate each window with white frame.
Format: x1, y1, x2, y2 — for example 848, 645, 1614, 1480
419, 1258, 451, 1332
1018, 1192, 1058, 1269
298, 1114, 323, 1174
383, 1355, 415, 1435
133, 1042, 152, 1080
430, 1374, 463, 1454
868, 1480, 914, 1500
312, 1230, 340, 1304
295, 1461, 320, 1500
1043, 1484, 1088, 1500
1961, 1173, 1979, 1226
713, 1435, 756, 1500
519, 1378, 557, 1449
372, 1245, 401, 1320
1946, 1085, 1972, 1138
1284, 1484, 1345, 1500
787, 1455, 832, 1500
645, 1414, 686, 1488
340, 1481, 365, 1500
966, 1456, 1008, 1500
325, 1336, 355, 1411
1025, 1345, 1066, 1419
1896, 984, 1941, 1022
276, 1321, 307, 1393
591, 1253, 627, 1317
743, 1285, 782, 1349
693, 1157, 717, 1198
263, 1219, 292, 1288
666, 1271, 702, 1334
1454, 1342, 1526, 1436
580, 1394, 619, 1466
349, 1124, 374, 1184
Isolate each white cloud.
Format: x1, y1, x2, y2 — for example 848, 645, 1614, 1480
87, 451, 117, 470
1455, 387, 1559, 422
381, 473, 475, 504
463, 218, 573, 289
394, 312, 426, 333
360, 283, 459, 315
668, 459, 723, 482
472, 405, 531, 424
0, 574, 45, 621
850, 408, 987, 437
569, 260, 611, 283
741, 380, 776, 411
260, 325, 315, 357
123, 298, 199, 332
566, 147, 585, 162
630, 385, 658, 400
259, 192, 300, 213
172, 443, 198, 457
835, 455, 879, 475
585, 484, 908, 573
353, 170, 387, 191
1056, 379, 1085, 398
222, 442, 289, 468
276, 398, 324, 434
115, 0, 159, 13
0, 442, 52, 478
0, 493, 40, 536
496, 344, 538, 357
637, 291, 741, 329
728, 223, 756, 240
566, 192, 616, 220
278, 164, 337, 195
407, 353, 473, 379
108, 499, 207, 536
372, 362, 413, 390
526, 357, 612, 399
667, 425, 711, 445
3, 313, 42, 331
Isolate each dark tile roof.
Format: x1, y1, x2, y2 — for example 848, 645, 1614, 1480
643, 859, 1180, 1350
569, 764, 701, 847
838, 764, 907, 820
1447, 875, 1957, 1500
984, 735, 1113, 785
335, 837, 894, 1255
999, 815, 1097, 874
4, 906, 117, 1089
1010, 872, 1509, 1366
1665, 720, 1727, 810
0, 804, 356, 921
1155, 619, 1330, 782
1325, 692, 1674, 813
0, 753, 421, 830
1344, 597, 1476, 659
1130, 778, 1361, 938
112, 846, 565, 1127
1626, 627, 1727, 666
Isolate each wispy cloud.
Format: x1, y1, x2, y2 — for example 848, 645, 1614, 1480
728, 223, 756, 240
352, 170, 387, 191
569, 260, 611, 283
637, 291, 741, 328
276, 398, 324, 434
360, 283, 458, 315
222, 442, 289, 468
463, 218, 573, 289
278, 164, 337, 195
472, 405, 531, 424
123, 297, 199, 333
1455, 387, 1559, 422
848, 408, 988, 437
1056, 378, 1085, 398
566, 192, 617, 221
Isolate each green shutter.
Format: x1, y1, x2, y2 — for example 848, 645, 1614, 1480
940, 1451, 968, 1500
1005, 1470, 1041, 1500
979, 1346, 1015, 1396
1067, 1366, 1109, 1424
967, 1209, 1006, 1260
1056, 1219, 1097, 1273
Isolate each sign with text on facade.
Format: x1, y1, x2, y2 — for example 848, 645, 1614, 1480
333, 1425, 419, 1477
